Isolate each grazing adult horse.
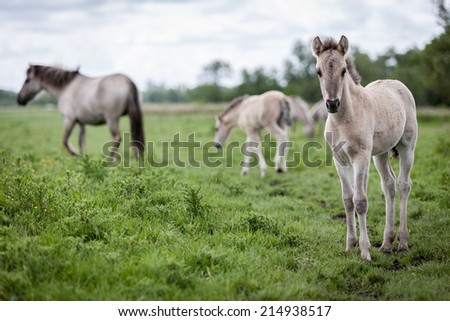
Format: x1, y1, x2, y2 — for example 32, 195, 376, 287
312, 36, 418, 261
214, 90, 292, 176
17, 65, 145, 158
309, 100, 328, 123
287, 96, 315, 138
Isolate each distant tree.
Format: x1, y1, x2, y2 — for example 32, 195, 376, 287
391, 48, 428, 105
434, 0, 450, 29
200, 60, 232, 86
420, 27, 450, 105
235, 67, 282, 96
353, 47, 396, 86
143, 81, 189, 103
282, 40, 321, 102
0, 90, 16, 106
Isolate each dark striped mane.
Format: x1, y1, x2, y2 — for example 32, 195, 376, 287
320, 38, 361, 85
29, 65, 80, 88
345, 57, 361, 85
220, 95, 249, 117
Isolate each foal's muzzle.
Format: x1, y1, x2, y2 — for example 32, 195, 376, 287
326, 99, 340, 113
214, 142, 223, 149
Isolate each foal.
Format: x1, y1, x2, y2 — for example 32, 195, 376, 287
312, 36, 418, 261
214, 90, 292, 176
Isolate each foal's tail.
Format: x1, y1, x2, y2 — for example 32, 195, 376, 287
278, 98, 292, 128
128, 81, 145, 156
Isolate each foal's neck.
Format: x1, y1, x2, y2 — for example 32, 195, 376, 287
332, 77, 360, 122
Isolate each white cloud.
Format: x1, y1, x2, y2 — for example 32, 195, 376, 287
2, 0, 446, 92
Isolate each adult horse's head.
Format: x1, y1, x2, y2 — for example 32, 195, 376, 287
312, 35, 351, 114
17, 65, 44, 106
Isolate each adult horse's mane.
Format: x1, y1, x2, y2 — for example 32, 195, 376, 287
220, 95, 249, 117
319, 38, 361, 85
30, 65, 80, 88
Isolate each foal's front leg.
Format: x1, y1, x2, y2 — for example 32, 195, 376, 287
352, 154, 372, 261
335, 162, 357, 251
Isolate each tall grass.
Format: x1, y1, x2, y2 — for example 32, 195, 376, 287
0, 107, 449, 300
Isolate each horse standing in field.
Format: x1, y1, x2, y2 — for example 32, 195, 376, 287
287, 96, 315, 138
17, 65, 145, 158
312, 36, 418, 261
214, 90, 292, 176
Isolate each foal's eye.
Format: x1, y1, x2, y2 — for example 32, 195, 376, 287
317, 69, 322, 78
25, 78, 30, 84
341, 69, 346, 77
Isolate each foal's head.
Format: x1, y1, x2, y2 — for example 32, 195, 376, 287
312, 35, 350, 113
214, 115, 232, 148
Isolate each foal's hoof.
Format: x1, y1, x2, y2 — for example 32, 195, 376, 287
276, 168, 286, 173
361, 252, 372, 262
379, 243, 393, 254
395, 244, 409, 252
379, 246, 392, 254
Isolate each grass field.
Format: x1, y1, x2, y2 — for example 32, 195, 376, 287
0, 106, 449, 300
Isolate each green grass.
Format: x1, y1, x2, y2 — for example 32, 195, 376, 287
0, 106, 449, 300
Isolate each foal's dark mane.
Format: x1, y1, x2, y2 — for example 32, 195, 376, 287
220, 95, 249, 117
320, 38, 361, 85
30, 65, 80, 88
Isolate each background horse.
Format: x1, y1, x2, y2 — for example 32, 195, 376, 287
309, 99, 328, 123
214, 90, 292, 176
17, 65, 145, 158
287, 96, 315, 138
312, 36, 418, 261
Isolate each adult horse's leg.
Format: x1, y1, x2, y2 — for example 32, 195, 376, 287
352, 154, 371, 261
62, 117, 78, 156
335, 161, 357, 252
78, 123, 86, 155
373, 153, 396, 253
106, 118, 121, 162
396, 146, 414, 251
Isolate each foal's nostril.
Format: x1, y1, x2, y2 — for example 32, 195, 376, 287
326, 99, 340, 113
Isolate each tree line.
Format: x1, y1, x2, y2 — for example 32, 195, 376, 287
146, 1, 450, 107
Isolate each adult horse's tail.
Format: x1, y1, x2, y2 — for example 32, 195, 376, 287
128, 81, 145, 156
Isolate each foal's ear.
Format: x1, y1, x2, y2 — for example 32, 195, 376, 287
311, 36, 323, 57
337, 35, 349, 56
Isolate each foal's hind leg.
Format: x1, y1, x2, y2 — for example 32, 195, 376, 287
396, 146, 415, 251
373, 153, 396, 253
267, 124, 289, 173
242, 131, 266, 177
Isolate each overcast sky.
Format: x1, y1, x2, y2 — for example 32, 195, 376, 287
0, 0, 446, 92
